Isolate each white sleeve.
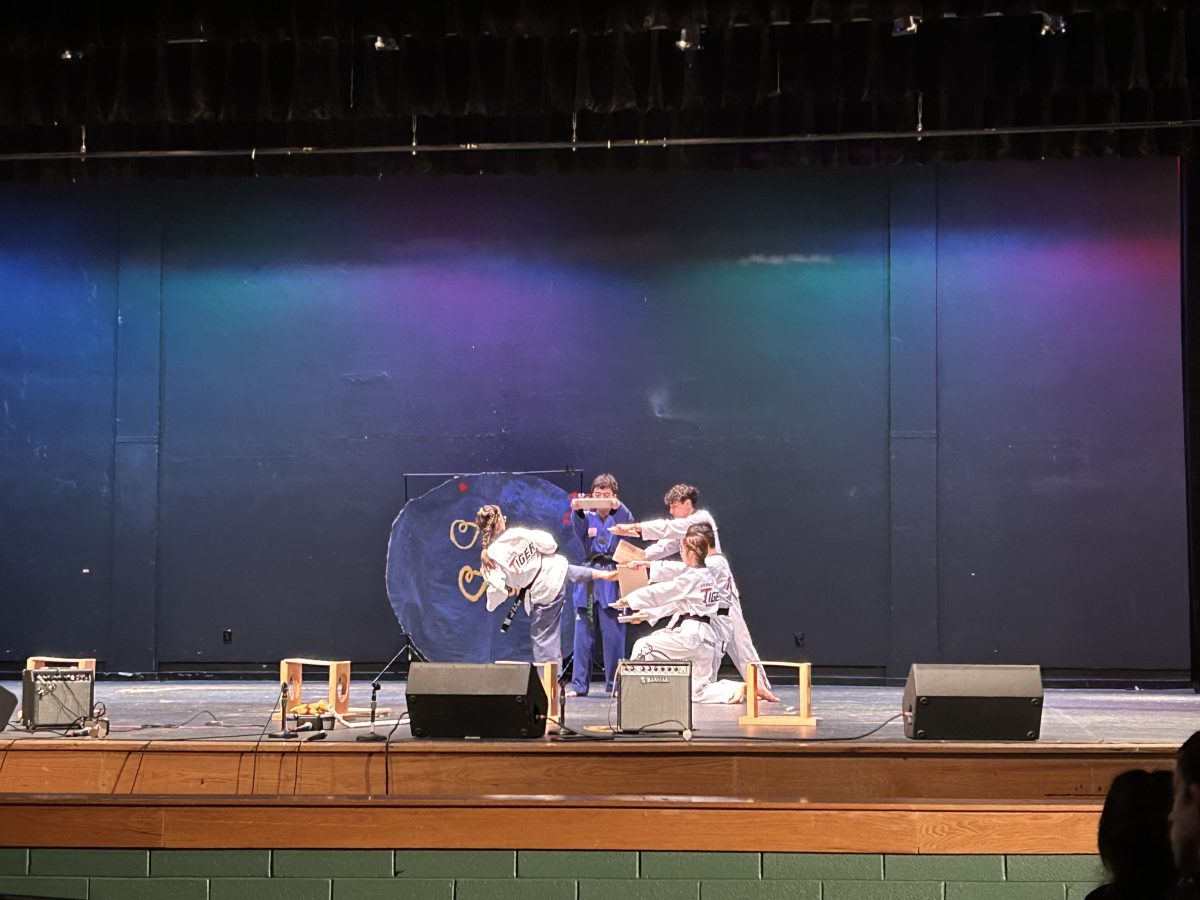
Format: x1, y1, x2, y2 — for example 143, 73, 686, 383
482, 542, 514, 612
624, 584, 679, 626
624, 578, 685, 613
649, 560, 687, 583
631, 601, 676, 627
638, 517, 680, 541
477, 540, 516, 619
641, 511, 715, 542
483, 567, 510, 612
643, 538, 680, 561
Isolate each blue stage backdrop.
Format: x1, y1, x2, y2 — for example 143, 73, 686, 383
385, 473, 583, 663
0, 158, 1187, 675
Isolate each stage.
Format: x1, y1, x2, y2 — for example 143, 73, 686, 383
0, 679, 1192, 854
2, 679, 1196, 746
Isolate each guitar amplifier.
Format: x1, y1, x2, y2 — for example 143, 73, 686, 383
616, 661, 692, 733
21, 667, 95, 729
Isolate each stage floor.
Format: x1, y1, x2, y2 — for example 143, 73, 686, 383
2, 679, 1197, 745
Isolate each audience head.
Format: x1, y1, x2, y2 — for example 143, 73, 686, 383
1096, 768, 1174, 896
1172, 730, 1200, 872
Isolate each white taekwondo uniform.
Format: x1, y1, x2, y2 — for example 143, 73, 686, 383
622, 565, 740, 703
481, 526, 590, 665
650, 551, 772, 694
639, 509, 720, 561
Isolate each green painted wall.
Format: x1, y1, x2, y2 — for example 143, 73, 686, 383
0, 849, 1106, 899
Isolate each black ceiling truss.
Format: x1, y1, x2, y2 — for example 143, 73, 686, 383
0, 1, 1197, 177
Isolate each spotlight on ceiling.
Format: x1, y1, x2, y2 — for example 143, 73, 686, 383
892, 15, 921, 36
372, 35, 399, 51
1039, 13, 1067, 37
675, 28, 693, 51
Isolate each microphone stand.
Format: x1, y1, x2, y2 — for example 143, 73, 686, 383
356, 645, 409, 743
268, 683, 300, 740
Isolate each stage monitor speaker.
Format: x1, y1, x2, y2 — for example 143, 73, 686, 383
903, 663, 1043, 741
406, 662, 548, 739
0, 685, 16, 733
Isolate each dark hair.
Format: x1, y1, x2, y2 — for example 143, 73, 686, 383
681, 532, 711, 565
1180, 730, 1200, 790
664, 483, 699, 507
475, 504, 504, 549
1096, 769, 1175, 897
685, 522, 715, 543
592, 473, 619, 493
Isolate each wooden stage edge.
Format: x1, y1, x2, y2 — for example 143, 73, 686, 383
0, 739, 1177, 853
0, 795, 1102, 854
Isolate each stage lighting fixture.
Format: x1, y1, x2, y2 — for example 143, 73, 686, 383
166, 24, 208, 44
846, 0, 869, 20
892, 16, 921, 36
1039, 13, 1066, 37
675, 28, 693, 51
372, 35, 399, 52
809, 1, 833, 24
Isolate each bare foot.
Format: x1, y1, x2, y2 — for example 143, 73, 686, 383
757, 686, 780, 702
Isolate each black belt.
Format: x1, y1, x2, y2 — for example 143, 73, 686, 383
676, 613, 711, 626
500, 559, 543, 634
716, 607, 730, 616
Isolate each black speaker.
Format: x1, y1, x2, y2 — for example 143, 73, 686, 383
0, 685, 15, 733
903, 663, 1043, 741
406, 663, 548, 739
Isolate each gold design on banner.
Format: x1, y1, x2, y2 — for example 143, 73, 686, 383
458, 565, 488, 602
450, 519, 480, 550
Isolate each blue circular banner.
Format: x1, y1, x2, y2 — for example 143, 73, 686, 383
385, 473, 584, 662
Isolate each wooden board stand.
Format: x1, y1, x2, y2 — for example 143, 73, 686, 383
539, 661, 561, 723
278, 658, 352, 720
739, 661, 818, 727
26, 656, 97, 672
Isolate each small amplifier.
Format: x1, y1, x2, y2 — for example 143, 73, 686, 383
616, 661, 692, 733
21, 667, 95, 730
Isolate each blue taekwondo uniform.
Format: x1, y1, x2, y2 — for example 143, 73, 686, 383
570, 500, 635, 694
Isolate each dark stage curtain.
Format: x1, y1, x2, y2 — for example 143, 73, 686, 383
0, 2, 1197, 177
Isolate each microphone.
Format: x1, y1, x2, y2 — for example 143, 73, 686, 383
304, 731, 327, 742
64, 726, 93, 738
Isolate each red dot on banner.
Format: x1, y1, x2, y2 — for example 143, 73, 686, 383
458, 481, 469, 492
